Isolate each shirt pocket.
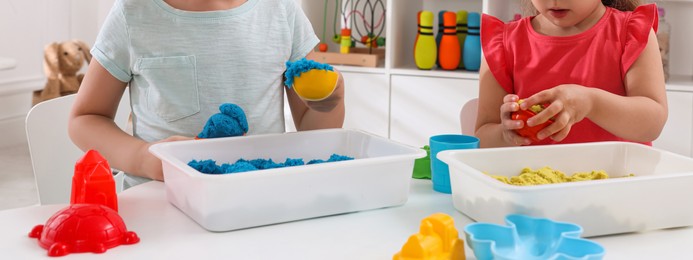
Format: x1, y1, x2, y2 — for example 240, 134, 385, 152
135, 55, 200, 122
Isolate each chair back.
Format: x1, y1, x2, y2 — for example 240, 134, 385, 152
25, 92, 131, 204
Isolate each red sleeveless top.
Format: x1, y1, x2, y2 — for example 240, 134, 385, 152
481, 4, 658, 145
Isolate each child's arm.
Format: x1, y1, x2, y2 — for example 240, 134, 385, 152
521, 29, 667, 142
285, 51, 345, 130
475, 58, 531, 147
68, 60, 189, 181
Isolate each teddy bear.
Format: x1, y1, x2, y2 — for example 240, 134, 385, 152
32, 40, 92, 106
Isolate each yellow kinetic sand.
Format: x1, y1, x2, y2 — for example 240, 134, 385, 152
487, 166, 634, 186
394, 213, 465, 260
285, 58, 339, 101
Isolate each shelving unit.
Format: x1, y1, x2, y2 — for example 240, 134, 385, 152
296, 0, 693, 153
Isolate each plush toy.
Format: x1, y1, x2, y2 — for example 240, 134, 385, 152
32, 40, 92, 106
197, 103, 249, 139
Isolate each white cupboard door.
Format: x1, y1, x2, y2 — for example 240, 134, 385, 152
390, 75, 479, 147
654, 91, 693, 157
341, 72, 390, 138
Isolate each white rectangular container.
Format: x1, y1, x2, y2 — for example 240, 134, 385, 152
438, 142, 693, 237
149, 129, 425, 232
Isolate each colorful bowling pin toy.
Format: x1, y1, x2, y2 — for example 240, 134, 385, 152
463, 12, 481, 71
285, 58, 339, 101
414, 11, 422, 57
456, 10, 468, 69
414, 11, 436, 70
438, 11, 460, 70
435, 10, 446, 68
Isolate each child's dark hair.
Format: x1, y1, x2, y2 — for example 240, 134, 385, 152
521, 0, 644, 16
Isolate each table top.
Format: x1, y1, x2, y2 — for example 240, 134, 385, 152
2, 179, 692, 259
0, 57, 16, 70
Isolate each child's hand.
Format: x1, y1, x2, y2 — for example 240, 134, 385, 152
500, 94, 531, 146
519, 84, 591, 142
140, 135, 194, 180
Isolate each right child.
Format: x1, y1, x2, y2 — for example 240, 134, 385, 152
474, 0, 667, 148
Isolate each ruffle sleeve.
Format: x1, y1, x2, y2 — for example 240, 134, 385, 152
621, 4, 659, 75
481, 14, 513, 93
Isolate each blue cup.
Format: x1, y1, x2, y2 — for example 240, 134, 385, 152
430, 134, 480, 193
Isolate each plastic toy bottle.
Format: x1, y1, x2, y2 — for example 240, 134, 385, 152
463, 12, 481, 71
456, 10, 468, 69
414, 11, 437, 70
439, 12, 460, 70
435, 10, 447, 68
657, 7, 670, 82
414, 11, 422, 58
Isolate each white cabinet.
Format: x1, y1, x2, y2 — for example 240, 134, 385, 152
654, 91, 693, 156
390, 75, 478, 147
341, 71, 389, 138
654, 76, 693, 157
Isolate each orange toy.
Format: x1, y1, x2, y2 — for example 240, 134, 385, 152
438, 12, 461, 70
393, 213, 465, 260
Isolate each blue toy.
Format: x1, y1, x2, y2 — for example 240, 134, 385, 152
284, 58, 334, 88
463, 12, 481, 71
188, 154, 354, 174
197, 103, 248, 139
465, 214, 605, 260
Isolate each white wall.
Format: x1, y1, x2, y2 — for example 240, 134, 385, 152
0, 0, 113, 147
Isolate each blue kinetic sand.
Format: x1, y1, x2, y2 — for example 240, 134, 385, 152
284, 58, 333, 88
188, 154, 354, 174
198, 103, 248, 139
465, 214, 605, 260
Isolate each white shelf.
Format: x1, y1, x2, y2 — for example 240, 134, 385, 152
389, 67, 479, 80
333, 65, 386, 75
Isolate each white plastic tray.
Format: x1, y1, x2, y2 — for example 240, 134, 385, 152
438, 142, 693, 237
149, 129, 425, 231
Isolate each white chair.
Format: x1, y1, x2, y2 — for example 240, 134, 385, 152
25, 92, 131, 205
460, 98, 478, 135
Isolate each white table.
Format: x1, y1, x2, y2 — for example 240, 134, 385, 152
0, 57, 16, 70
2, 179, 692, 259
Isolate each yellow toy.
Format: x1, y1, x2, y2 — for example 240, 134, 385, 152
285, 58, 339, 101
393, 213, 465, 260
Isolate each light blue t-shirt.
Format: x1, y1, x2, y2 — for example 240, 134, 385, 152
93, 0, 319, 188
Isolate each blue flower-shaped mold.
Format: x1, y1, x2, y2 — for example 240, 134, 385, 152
465, 214, 605, 260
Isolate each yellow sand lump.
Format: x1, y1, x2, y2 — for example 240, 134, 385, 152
488, 166, 631, 186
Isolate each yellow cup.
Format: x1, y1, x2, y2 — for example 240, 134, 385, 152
292, 69, 339, 101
